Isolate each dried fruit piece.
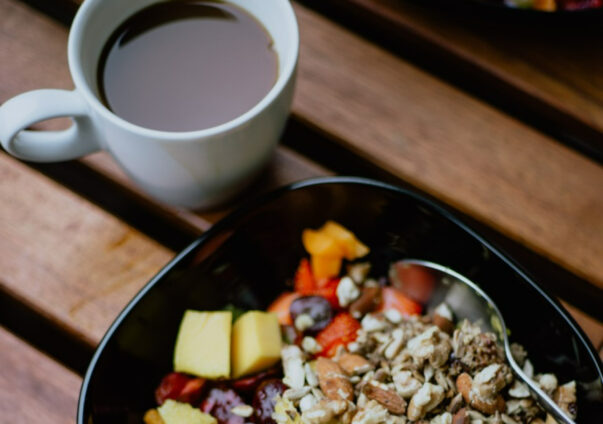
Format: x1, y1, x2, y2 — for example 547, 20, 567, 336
310, 255, 342, 280
315, 357, 354, 401
314, 278, 340, 309
302, 229, 344, 257
320, 221, 369, 260
231, 367, 280, 394
315, 313, 361, 357
253, 379, 287, 424
200, 387, 250, 424
363, 381, 407, 414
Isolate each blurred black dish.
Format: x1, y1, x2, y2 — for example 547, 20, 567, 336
77, 177, 603, 423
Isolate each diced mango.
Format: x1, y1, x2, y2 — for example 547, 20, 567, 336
310, 255, 342, 279
302, 229, 344, 257
158, 400, 217, 424
321, 221, 369, 260
174, 310, 231, 379
231, 311, 282, 378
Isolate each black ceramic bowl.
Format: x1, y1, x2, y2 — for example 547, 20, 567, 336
78, 177, 603, 423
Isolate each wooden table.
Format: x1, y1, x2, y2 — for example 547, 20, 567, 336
0, 0, 602, 421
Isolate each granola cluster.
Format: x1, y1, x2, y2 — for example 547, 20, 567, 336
273, 309, 577, 424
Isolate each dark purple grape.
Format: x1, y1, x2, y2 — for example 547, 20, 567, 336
201, 387, 252, 424
252, 379, 287, 424
289, 295, 333, 333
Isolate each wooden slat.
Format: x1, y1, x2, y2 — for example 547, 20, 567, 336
0, 326, 79, 424
289, 4, 603, 289
0, 152, 173, 345
316, 0, 603, 154
2, 1, 602, 289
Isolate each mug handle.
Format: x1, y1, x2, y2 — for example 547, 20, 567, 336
0, 89, 101, 162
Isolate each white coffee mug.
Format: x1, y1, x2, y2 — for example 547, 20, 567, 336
0, 0, 298, 209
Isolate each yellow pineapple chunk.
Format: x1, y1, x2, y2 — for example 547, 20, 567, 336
174, 310, 231, 378
231, 311, 282, 378
158, 400, 216, 424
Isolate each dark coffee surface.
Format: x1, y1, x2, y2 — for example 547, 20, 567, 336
98, 1, 278, 132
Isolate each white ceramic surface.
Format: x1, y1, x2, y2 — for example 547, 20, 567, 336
0, 0, 299, 208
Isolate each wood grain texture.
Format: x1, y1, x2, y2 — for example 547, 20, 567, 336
290, 3, 603, 289
0, 153, 173, 346
0, 326, 79, 424
323, 0, 603, 153
0, 1, 601, 351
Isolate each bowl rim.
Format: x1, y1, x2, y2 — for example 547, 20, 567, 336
77, 176, 603, 422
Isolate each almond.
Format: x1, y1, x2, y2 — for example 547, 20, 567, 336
455, 372, 505, 414
315, 357, 354, 402
363, 381, 406, 414
456, 373, 472, 403
337, 353, 373, 376
452, 407, 468, 424
349, 286, 382, 318
433, 313, 455, 335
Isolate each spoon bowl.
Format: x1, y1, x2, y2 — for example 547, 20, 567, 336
397, 259, 576, 424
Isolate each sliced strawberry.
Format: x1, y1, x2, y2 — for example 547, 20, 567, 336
155, 372, 205, 405
377, 286, 422, 316
314, 278, 340, 309
315, 312, 360, 357
294, 258, 317, 294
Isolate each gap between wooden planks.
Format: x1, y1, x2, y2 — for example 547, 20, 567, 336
0, 326, 79, 424
2, 0, 602, 290
331, 0, 603, 151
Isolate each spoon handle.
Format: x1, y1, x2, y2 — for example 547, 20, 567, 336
505, 346, 576, 424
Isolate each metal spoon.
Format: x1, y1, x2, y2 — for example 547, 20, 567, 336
396, 259, 575, 424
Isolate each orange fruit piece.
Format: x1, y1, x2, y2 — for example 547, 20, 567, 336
267, 292, 300, 325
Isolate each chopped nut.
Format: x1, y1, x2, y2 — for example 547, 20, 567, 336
430, 412, 452, 424
393, 370, 422, 398
507, 381, 530, 398
363, 380, 407, 414
384, 309, 403, 324
348, 262, 371, 284
337, 276, 361, 307
406, 326, 451, 368
384, 328, 405, 359
282, 345, 306, 389
284, 386, 311, 400
351, 400, 391, 424
361, 314, 388, 332
433, 303, 454, 334
302, 399, 348, 424
553, 381, 577, 419
295, 313, 315, 332
536, 374, 558, 395
522, 359, 534, 379
143, 409, 165, 424
302, 336, 323, 354
407, 383, 445, 420
300, 394, 317, 412
338, 353, 374, 375
230, 404, 254, 417
316, 357, 354, 402
305, 362, 319, 387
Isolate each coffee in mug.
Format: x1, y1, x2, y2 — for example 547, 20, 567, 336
0, 0, 298, 209
97, 0, 279, 132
